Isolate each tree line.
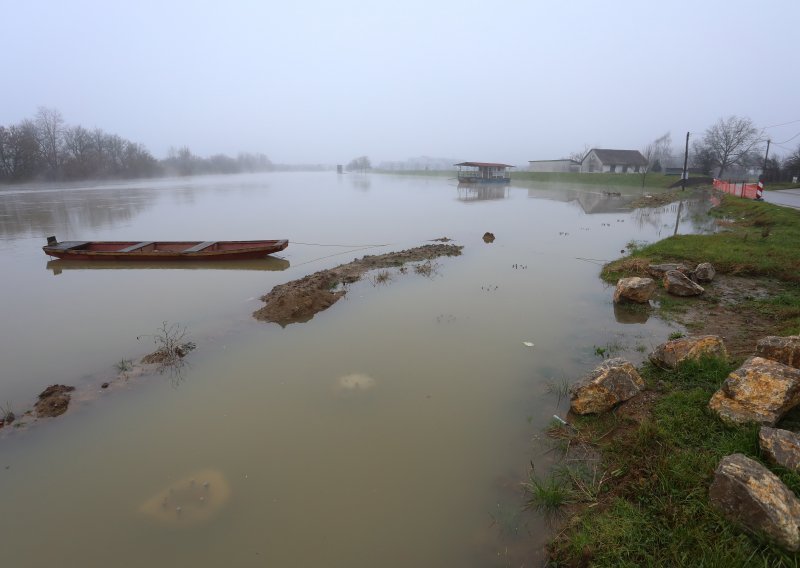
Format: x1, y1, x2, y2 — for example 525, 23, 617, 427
0, 107, 275, 183
572, 116, 800, 182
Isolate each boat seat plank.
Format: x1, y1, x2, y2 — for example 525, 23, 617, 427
118, 241, 155, 253
183, 241, 217, 253
49, 241, 90, 251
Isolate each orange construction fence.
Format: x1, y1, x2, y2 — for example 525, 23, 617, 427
713, 178, 763, 199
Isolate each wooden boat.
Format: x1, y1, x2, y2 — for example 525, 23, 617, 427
43, 236, 288, 261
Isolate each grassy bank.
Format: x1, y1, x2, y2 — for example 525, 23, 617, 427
536, 196, 800, 566
513, 171, 676, 189
545, 356, 800, 566
604, 195, 800, 283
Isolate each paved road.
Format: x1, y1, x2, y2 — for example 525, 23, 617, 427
764, 188, 800, 210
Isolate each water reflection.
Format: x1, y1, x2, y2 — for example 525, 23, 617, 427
457, 183, 509, 201
0, 188, 154, 238
524, 186, 633, 214
350, 175, 371, 191
46, 256, 290, 275
613, 302, 652, 324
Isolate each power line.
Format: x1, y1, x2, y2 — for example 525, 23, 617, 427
772, 131, 800, 145
762, 118, 800, 129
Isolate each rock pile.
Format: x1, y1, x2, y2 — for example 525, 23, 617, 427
707, 335, 800, 551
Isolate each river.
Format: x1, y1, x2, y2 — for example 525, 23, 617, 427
0, 172, 714, 566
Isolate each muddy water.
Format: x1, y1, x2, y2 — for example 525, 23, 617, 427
0, 173, 713, 566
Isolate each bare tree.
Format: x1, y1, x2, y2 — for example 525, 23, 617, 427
346, 155, 371, 173
567, 144, 590, 163
700, 116, 763, 178
35, 106, 65, 175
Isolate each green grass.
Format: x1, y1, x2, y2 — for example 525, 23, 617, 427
602, 194, 800, 283
523, 470, 575, 515
549, 356, 800, 566
745, 283, 800, 335
513, 171, 678, 188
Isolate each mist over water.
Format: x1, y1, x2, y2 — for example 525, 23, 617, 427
0, 172, 713, 565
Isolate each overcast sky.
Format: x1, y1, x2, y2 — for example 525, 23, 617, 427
4, 0, 799, 166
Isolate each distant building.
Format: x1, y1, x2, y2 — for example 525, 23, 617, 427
454, 162, 514, 183
581, 149, 648, 174
527, 159, 581, 173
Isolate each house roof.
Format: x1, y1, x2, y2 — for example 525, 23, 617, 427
584, 149, 647, 166
454, 162, 515, 168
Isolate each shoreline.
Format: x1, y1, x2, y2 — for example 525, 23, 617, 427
537, 193, 800, 565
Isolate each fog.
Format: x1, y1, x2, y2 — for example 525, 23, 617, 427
4, 0, 799, 166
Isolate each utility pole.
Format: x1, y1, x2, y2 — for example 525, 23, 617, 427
681, 131, 690, 191
762, 139, 771, 180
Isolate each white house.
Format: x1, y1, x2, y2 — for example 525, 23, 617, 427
580, 149, 648, 174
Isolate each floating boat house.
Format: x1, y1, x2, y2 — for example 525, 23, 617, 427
454, 162, 514, 183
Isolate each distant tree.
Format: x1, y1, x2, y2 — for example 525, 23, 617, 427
690, 142, 716, 176
567, 144, 590, 163
236, 152, 273, 172
649, 132, 672, 167
1, 120, 43, 181
785, 145, 800, 179
762, 156, 783, 183
651, 159, 662, 173
346, 155, 371, 173
35, 106, 65, 176
62, 125, 95, 178
698, 115, 763, 178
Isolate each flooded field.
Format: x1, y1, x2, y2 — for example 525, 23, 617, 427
0, 172, 714, 566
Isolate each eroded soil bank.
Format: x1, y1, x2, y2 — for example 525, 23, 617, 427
253, 243, 463, 326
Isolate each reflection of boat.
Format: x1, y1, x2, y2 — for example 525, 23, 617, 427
47, 257, 290, 275
43, 236, 288, 261
454, 162, 513, 184
457, 183, 509, 202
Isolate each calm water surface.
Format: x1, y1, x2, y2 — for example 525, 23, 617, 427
0, 172, 713, 566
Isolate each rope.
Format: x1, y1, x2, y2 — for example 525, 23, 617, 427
288, 237, 455, 268
290, 244, 394, 268
289, 240, 392, 247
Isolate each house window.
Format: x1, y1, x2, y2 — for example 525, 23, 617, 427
610, 164, 616, 173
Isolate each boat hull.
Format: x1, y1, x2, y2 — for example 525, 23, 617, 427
43, 239, 289, 261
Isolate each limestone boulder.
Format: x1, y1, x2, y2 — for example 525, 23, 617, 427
708, 357, 800, 426
569, 358, 644, 415
709, 453, 800, 552
613, 277, 656, 304
647, 263, 691, 279
693, 262, 716, 283
663, 269, 704, 296
760, 427, 800, 472
649, 335, 727, 369
756, 336, 800, 369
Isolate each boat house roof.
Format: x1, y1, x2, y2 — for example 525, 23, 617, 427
454, 162, 515, 168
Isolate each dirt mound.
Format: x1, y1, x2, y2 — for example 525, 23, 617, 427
253, 244, 462, 326
34, 384, 75, 418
